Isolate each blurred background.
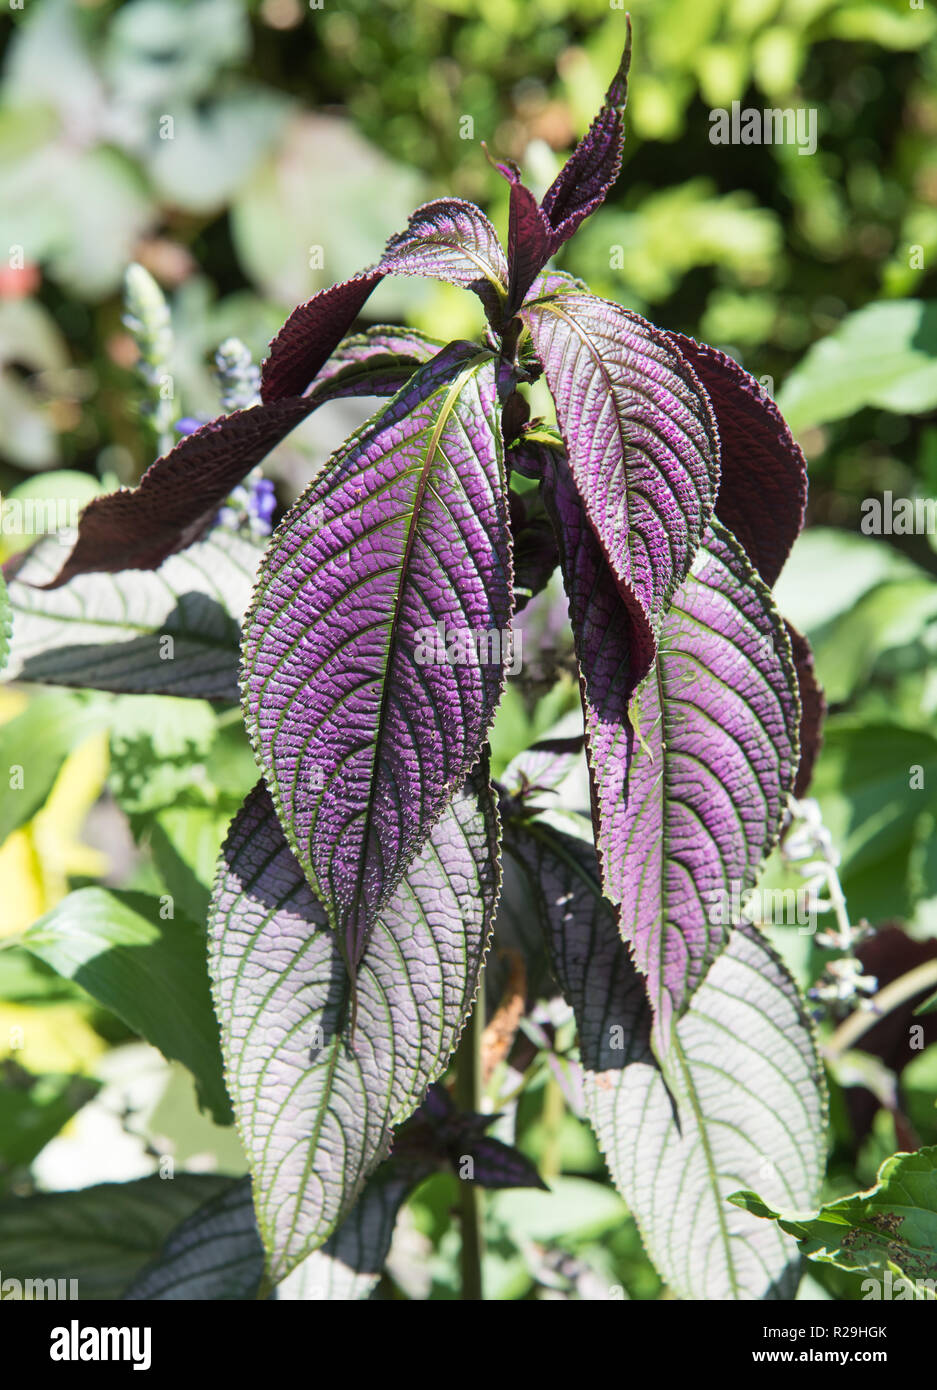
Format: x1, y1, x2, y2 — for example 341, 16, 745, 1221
1, 0, 937, 1300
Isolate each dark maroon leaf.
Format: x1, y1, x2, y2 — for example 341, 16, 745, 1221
787, 621, 825, 797
39, 331, 442, 590
539, 17, 633, 251
490, 158, 554, 318
393, 1083, 547, 1190
669, 333, 808, 587
261, 199, 508, 402
509, 487, 559, 612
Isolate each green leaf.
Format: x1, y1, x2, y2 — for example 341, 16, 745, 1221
914, 989, 937, 1017
731, 1146, 937, 1297
107, 696, 219, 817
776, 300, 937, 432
807, 578, 937, 704
230, 112, 426, 307
811, 720, 937, 923
0, 690, 108, 847
148, 803, 235, 923
4, 527, 263, 700
774, 527, 921, 637
144, 91, 289, 216
0, 1173, 233, 1300
21, 888, 232, 1125
0, 469, 102, 558
488, 1177, 629, 1246
0, 1064, 98, 1182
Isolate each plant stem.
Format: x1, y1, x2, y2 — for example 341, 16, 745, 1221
540, 1073, 565, 1184
825, 959, 937, 1060
454, 988, 485, 1301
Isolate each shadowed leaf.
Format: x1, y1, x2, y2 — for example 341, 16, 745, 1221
4, 527, 263, 700
504, 811, 826, 1301
207, 770, 499, 1284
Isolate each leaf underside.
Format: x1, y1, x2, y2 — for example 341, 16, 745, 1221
207, 768, 499, 1284
504, 811, 826, 1302
669, 332, 808, 589
4, 527, 263, 700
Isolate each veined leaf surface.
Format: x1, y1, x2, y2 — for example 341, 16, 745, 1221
523, 290, 719, 689
544, 451, 799, 1037
4, 527, 262, 700
208, 770, 499, 1284
504, 811, 826, 1301
241, 342, 512, 969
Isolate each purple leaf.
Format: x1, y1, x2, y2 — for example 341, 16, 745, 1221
261, 199, 508, 402
208, 768, 500, 1283
608, 521, 799, 1038
461, 1136, 548, 1190
525, 268, 590, 299
539, 18, 633, 251
504, 810, 826, 1300
241, 343, 512, 979
492, 24, 633, 313
394, 1083, 546, 1190
500, 736, 585, 802
544, 451, 799, 1038
523, 291, 720, 692
304, 325, 442, 405
787, 621, 825, 798
668, 333, 808, 587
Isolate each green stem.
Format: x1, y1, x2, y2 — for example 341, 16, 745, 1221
825, 959, 937, 1060
454, 988, 485, 1301
540, 1073, 565, 1184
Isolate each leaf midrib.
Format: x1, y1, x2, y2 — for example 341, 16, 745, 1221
344, 354, 486, 955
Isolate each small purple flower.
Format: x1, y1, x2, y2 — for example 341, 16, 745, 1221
175, 417, 205, 437
249, 477, 277, 534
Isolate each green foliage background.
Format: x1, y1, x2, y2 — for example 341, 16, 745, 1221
1, 0, 936, 1301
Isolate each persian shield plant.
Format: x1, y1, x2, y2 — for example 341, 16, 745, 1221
3, 19, 830, 1300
